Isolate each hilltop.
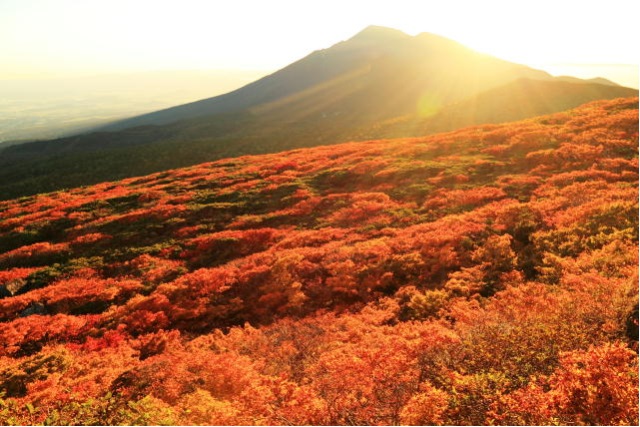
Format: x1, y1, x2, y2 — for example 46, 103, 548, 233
0, 98, 637, 425
0, 26, 636, 200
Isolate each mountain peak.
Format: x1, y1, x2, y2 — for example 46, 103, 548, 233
349, 25, 410, 42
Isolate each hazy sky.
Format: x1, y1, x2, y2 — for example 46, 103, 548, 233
1, 0, 638, 86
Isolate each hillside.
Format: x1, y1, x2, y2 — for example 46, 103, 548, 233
0, 98, 637, 425
0, 26, 636, 201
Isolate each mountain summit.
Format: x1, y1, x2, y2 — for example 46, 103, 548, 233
348, 25, 410, 42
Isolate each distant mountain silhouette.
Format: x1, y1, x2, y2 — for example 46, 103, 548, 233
554, 75, 620, 86
0, 26, 636, 200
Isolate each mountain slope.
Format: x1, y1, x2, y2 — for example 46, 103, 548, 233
0, 26, 636, 200
0, 98, 637, 425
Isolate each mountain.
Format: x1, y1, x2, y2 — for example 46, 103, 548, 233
102, 25, 552, 130
0, 26, 636, 200
0, 98, 637, 425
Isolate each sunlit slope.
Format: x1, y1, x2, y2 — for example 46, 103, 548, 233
0, 98, 638, 425
374, 78, 639, 137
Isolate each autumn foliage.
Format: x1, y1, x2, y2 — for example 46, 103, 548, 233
0, 98, 638, 425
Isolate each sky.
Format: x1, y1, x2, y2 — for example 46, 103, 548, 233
1, 0, 638, 87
